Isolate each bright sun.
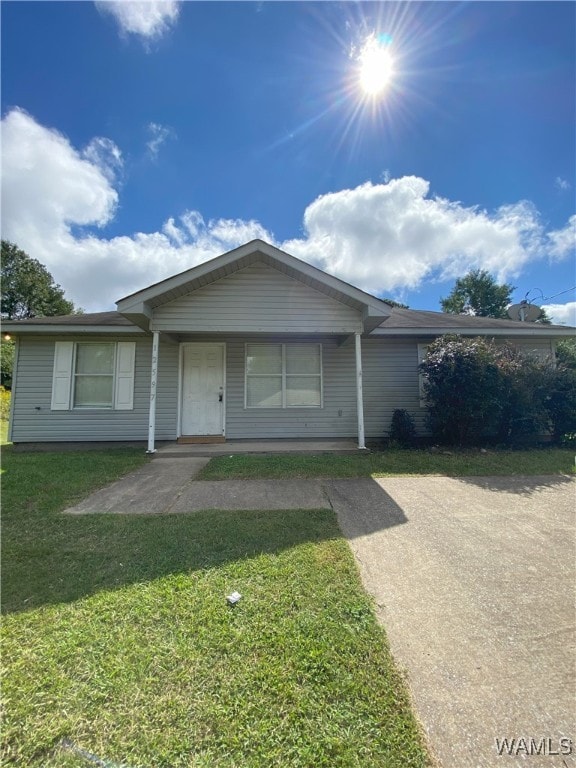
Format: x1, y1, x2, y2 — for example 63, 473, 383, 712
358, 35, 394, 96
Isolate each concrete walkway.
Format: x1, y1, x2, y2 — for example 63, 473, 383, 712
65, 458, 330, 514
63, 463, 576, 768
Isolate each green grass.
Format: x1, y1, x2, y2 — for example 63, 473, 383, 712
1, 419, 9, 445
197, 447, 576, 480
1, 447, 430, 768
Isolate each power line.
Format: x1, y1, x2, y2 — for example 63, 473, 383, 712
541, 286, 576, 302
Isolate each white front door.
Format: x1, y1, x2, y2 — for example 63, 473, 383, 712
180, 343, 225, 435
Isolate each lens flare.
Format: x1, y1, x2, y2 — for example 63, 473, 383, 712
359, 34, 394, 96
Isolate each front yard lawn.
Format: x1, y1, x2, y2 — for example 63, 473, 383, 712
197, 447, 576, 480
1, 447, 430, 768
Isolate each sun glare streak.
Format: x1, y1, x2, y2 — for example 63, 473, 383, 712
358, 34, 394, 96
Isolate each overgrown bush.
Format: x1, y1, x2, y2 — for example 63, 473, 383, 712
420, 336, 502, 445
556, 338, 576, 371
494, 344, 551, 445
545, 363, 576, 441
560, 432, 576, 448
0, 385, 11, 421
389, 409, 416, 447
419, 335, 576, 446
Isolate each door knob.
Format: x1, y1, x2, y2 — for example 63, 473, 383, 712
219, 393, 223, 402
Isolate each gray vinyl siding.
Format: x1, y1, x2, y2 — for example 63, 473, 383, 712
362, 339, 424, 438
364, 336, 558, 440
10, 335, 176, 443
156, 340, 179, 439
152, 263, 362, 334
9, 333, 562, 443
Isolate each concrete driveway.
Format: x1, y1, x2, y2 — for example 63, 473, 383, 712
65, 463, 575, 767
332, 475, 576, 768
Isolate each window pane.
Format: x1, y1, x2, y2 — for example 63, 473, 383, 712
74, 376, 113, 407
246, 345, 282, 374
286, 376, 321, 407
76, 344, 114, 374
286, 344, 320, 375
247, 376, 282, 408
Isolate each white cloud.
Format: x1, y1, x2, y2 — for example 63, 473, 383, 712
0, 109, 274, 310
83, 136, 123, 182
1, 109, 575, 315
283, 178, 555, 293
541, 302, 576, 327
555, 176, 571, 192
547, 215, 576, 259
1, 108, 118, 236
146, 122, 173, 159
95, 1, 180, 42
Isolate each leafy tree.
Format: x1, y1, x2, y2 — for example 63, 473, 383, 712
535, 307, 552, 325
1, 240, 78, 319
440, 269, 515, 319
382, 298, 409, 309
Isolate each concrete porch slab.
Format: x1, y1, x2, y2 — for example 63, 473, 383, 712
152, 439, 362, 457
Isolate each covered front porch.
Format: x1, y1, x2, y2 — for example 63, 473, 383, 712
114, 240, 393, 453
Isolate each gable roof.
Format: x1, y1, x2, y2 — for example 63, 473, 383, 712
116, 239, 392, 332
3, 241, 574, 338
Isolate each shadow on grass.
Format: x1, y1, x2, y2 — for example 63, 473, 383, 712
455, 473, 575, 496
1, 508, 337, 615
3, 478, 411, 615
1, 443, 413, 615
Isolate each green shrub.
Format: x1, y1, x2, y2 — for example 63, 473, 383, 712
420, 335, 576, 447
0, 338, 15, 389
0, 386, 11, 421
556, 338, 576, 371
545, 364, 576, 442
389, 409, 417, 447
494, 344, 551, 446
420, 335, 502, 445
560, 432, 576, 448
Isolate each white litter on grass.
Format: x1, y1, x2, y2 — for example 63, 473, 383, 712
60, 739, 132, 768
227, 591, 242, 605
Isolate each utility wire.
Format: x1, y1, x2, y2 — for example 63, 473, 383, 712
541, 286, 576, 302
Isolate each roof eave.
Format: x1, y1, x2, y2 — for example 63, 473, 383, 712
1, 324, 146, 335
370, 326, 576, 336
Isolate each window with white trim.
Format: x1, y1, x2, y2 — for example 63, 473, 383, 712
51, 341, 136, 411
245, 343, 322, 408
74, 343, 115, 408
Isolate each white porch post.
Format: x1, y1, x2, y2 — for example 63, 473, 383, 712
354, 332, 366, 450
147, 331, 160, 454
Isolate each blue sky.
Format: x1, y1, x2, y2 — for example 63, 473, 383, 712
2, 1, 575, 323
